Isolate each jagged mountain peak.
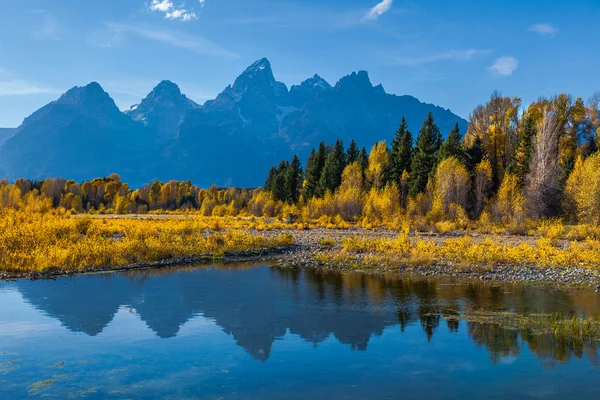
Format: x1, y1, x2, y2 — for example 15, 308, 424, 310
125, 80, 198, 141
246, 57, 272, 73
301, 74, 332, 90
335, 70, 373, 92
57, 81, 116, 108
127, 80, 198, 114
152, 80, 183, 96
232, 58, 278, 92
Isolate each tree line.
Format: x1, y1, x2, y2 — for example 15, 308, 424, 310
264, 91, 600, 226
1, 91, 599, 229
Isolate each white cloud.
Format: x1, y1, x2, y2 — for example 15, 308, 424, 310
0, 69, 59, 96
488, 56, 518, 77
364, 0, 393, 21
31, 14, 61, 40
529, 23, 558, 37
148, 0, 197, 21
392, 49, 491, 66
105, 23, 240, 59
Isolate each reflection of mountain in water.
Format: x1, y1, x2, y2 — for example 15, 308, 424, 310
14, 265, 600, 365
18, 275, 131, 336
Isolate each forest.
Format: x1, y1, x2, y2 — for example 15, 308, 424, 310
2, 92, 600, 235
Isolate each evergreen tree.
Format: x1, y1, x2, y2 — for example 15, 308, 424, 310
390, 117, 413, 185
272, 172, 286, 202
589, 133, 598, 156
409, 112, 441, 196
317, 140, 345, 196
466, 135, 484, 175
437, 123, 467, 165
304, 142, 328, 199
264, 166, 277, 192
346, 139, 360, 164
358, 147, 369, 173
265, 160, 289, 201
509, 114, 536, 186
284, 155, 303, 204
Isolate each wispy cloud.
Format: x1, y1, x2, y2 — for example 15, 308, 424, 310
223, 2, 364, 30
528, 23, 558, 37
31, 13, 61, 40
0, 69, 59, 96
391, 49, 491, 66
148, 0, 198, 21
105, 23, 240, 59
488, 56, 518, 77
363, 0, 393, 21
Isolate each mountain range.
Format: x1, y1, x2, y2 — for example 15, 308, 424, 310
0, 58, 467, 187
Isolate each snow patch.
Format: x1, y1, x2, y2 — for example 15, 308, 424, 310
276, 105, 298, 122
237, 105, 250, 126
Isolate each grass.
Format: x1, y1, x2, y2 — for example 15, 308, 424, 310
453, 311, 600, 344
6, 208, 600, 275
0, 210, 294, 273
336, 234, 600, 270
318, 237, 337, 247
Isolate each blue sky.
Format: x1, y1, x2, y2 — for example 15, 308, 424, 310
0, 0, 598, 127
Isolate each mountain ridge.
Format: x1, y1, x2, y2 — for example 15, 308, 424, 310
0, 58, 468, 187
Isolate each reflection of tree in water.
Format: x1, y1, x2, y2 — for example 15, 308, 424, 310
521, 330, 600, 369
443, 307, 460, 333
467, 322, 521, 365
13, 265, 600, 365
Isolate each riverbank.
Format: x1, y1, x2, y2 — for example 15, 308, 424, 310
270, 228, 600, 290
3, 217, 600, 291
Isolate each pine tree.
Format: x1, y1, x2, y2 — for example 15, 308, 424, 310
267, 160, 289, 201
409, 112, 441, 196
390, 117, 413, 185
437, 123, 467, 165
272, 172, 286, 202
264, 166, 277, 192
509, 114, 536, 186
304, 142, 328, 199
358, 147, 369, 174
317, 140, 345, 196
589, 133, 598, 156
284, 155, 303, 204
466, 134, 484, 175
346, 139, 360, 164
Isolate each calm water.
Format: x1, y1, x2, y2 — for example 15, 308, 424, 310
1, 265, 599, 399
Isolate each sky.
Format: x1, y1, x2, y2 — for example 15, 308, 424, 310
0, 0, 599, 127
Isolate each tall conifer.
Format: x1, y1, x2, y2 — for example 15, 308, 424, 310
304, 142, 328, 199
390, 117, 413, 185
409, 112, 440, 196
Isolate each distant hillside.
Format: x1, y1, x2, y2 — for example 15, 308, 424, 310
0, 58, 467, 187
0, 128, 16, 146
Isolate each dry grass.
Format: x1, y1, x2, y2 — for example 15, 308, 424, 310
0, 210, 294, 273
338, 234, 600, 270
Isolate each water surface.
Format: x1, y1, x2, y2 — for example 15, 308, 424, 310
1, 265, 599, 399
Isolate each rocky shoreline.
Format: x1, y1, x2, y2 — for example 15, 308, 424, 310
278, 252, 600, 291
2, 227, 600, 292
0, 246, 299, 281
